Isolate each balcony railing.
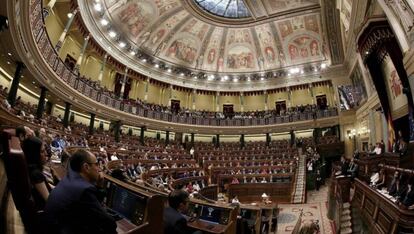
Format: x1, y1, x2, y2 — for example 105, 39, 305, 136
29, 0, 338, 127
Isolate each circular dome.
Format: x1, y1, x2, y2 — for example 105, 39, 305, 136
79, 0, 333, 90
193, 0, 251, 19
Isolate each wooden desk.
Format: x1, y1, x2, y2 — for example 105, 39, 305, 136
352, 178, 414, 233
228, 182, 292, 203
187, 218, 229, 234
116, 219, 139, 233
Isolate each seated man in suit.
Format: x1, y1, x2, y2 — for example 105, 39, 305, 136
347, 158, 359, 179
164, 189, 198, 234
401, 179, 414, 209
45, 149, 117, 234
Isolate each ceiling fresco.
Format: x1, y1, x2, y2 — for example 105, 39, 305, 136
95, 0, 328, 74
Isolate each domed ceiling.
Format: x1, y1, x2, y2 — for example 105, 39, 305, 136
79, 0, 342, 90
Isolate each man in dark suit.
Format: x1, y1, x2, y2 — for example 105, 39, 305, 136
347, 158, 359, 179
45, 149, 117, 234
164, 190, 192, 234
401, 180, 414, 209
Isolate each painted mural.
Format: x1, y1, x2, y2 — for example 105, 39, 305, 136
263, 0, 319, 14
114, 1, 156, 41
142, 10, 189, 52
165, 37, 199, 64
225, 29, 257, 70
202, 28, 224, 71
349, 63, 367, 106
227, 45, 255, 69
101, 2, 327, 73
255, 24, 280, 68
382, 55, 408, 113
277, 14, 324, 65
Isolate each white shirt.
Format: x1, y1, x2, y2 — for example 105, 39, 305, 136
370, 172, 379, 185
231, 198, 240, 203
374, 147, 382, 155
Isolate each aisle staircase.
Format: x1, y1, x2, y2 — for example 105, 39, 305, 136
292, 149, 306, 203
339, 202, 353, 234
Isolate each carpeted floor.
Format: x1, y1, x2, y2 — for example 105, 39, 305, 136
277, 183, 333, 234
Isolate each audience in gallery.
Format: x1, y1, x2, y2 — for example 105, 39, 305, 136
71, 75, 339, 123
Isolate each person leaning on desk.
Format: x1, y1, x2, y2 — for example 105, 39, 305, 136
164, 190, 201, 234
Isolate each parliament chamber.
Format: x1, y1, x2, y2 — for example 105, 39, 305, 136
1, 0, 414, 233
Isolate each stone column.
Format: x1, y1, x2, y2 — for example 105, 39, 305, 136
45, 101, 54, 115
89, 113, 95, 135
114, 121, 121, 143
192, 89, 196, 110
36, 87, 47, 119
191, 133, 195, 146
140, 126, 145, 145
63, 102, 71, 128
216, 91, 220, 112
309, 83, 315, 104
266, 133, 271, 146
74, 35, 90, 74
7, 62, 25, 107
43, 0, 57, 17
144, 77, 149, 101
381, 112, 389, 152
98, 53, 108, 83
120, 67, 128, 99
216, 134, 220, 148
166, 131, 170, 145
240, 134, 245, 148
369, 110, 376, 144
287, 87, 291, 107
168, 84, 173, 106
240, 92, 244, 112
55, 8, 79, 52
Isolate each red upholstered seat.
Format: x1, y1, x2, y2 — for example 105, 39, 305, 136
1, 129, 41, 234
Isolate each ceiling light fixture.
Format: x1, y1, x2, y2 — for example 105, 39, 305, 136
119, 42, 126, 48
167, 68, 172, 73
180, 72, 185, 76
100, 19, 109, 26
67, 13, 73, 18
7, 52, 12, 56
108, 31, 117, 38
129, 51, 136, 56
142, 58, 147, 62
233, 78, 238, 82
154, 64, 159, 68
94, 3, 102, 12
289, 68, 300, 74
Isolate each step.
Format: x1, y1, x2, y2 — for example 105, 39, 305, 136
340, 221, 352, 228
340, 227, 353, 234
342, 209, 351, 215
340, 214, 351, 222
343, 203, 351, 209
